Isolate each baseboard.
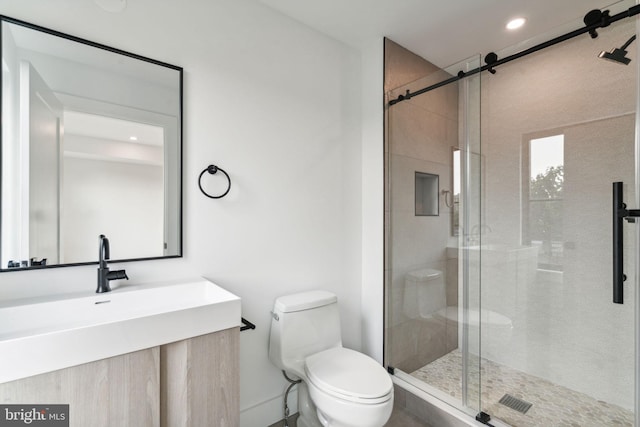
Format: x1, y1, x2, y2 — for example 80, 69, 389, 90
240, 387, 299, 427
267, 413, 299, 427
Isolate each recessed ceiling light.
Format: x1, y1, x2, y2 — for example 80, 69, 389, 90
129, 136, 138, 141
506, 17, 526, 30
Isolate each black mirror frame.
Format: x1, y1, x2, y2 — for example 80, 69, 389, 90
0, 15, 183, 272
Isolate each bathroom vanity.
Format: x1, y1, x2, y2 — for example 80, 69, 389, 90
0, 278, 241, 426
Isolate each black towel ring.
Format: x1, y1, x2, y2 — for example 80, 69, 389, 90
198, 165, 231, 199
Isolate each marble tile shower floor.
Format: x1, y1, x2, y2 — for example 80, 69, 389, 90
411, 350, 633, 427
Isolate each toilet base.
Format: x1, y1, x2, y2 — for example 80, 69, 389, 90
297, 382, 324, 427
298, 415, 322, 427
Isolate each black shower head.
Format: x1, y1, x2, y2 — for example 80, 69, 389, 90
599, 34, 636, 65
599, 48, 631, 64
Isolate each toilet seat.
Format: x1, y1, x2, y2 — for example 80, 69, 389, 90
304, 347, 393, 405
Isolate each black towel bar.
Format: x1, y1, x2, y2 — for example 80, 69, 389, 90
241, 317, 256, 332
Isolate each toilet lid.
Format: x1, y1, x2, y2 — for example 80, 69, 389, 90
305, 347, 393, 404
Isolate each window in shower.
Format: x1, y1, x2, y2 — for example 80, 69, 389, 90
452, 148, 460, 236
523, 134, 564, 271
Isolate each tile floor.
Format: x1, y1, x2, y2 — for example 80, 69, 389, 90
385, 407, 432, 427
266, 385, 433, 427
412, 349, 634, 427
267, 404, 431, 427
269, 408, 432, 427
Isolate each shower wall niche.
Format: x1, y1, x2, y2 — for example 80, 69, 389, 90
384, 39, 459, 373
415, 172, 439, 216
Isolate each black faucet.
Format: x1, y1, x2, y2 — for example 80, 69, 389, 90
97, 234, 129, 293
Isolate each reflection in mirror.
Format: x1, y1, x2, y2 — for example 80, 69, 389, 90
1, 16, 182, 271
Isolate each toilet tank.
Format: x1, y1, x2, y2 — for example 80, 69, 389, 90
269, 290, 342, 374
403, 268, 446, 319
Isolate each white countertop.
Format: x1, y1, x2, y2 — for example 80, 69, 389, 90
0, 277, 241, 384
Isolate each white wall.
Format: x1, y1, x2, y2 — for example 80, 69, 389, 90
360, 40, 384, 363
0, 1, 376, 425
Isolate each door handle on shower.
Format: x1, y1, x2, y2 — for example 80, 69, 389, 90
612, 181, 640, 304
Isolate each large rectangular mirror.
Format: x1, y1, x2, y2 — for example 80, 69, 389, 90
1, 16, 182, 271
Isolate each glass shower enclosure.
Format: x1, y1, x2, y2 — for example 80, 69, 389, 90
384, 2, 639, 426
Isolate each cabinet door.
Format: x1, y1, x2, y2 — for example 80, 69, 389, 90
161, 328, 240, 427
0, 347, 160, 427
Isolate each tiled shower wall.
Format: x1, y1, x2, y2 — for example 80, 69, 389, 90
384, 39, 459, 373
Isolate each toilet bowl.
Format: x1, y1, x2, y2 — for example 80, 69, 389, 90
269, 290, 393, 427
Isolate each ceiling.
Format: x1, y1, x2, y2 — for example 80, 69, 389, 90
64, 111, 164, 146
257, 0, 631, 68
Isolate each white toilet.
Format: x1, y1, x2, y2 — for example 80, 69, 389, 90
269, 290, 394, 427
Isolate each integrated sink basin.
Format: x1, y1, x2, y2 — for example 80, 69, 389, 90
0, 278, 241, 383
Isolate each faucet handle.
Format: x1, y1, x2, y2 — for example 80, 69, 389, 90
109, 270, 128, 281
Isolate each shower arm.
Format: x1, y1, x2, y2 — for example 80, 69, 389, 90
612, 182, 640, 304
620, 34, 637, 51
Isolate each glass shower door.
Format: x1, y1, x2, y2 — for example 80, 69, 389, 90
476, 9, 638, 426
384, 53, 483, 417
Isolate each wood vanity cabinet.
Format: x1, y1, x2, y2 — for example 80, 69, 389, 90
0, 328, 239, 427
161, 328, 240, 426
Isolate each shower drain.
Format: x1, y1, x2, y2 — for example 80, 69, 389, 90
499, 394, 533, 414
